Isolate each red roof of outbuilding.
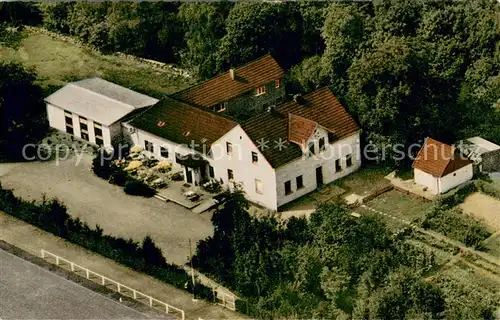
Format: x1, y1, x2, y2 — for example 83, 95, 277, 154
412, 138, 472, 178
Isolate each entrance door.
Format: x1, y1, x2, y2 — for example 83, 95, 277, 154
316, 166, 323, 187
186, 168, 193, 184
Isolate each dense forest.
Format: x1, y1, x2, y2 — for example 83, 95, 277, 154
1, 1, 499, 162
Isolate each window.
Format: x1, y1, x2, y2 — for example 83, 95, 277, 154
81, 132, 89, 141
65, 111, 73, 126
346, 154, 353, 167
327, 132, 335, 143
145, 140, 154, 153
213, 102, 226, 112
227, 169, 234, 181
275, 79, 281, 88
209, 166, 215, 178
252, 151, 258, 163
94, 121, 103, 140
284, 180, 292, 195
226, 142, 232, 155
308, 141, 315, 156
79, 116, 88, 133
319, 137, 325, 151
255, 179, 263, 194
95, 137, 103, 146
335, 159, 342, 172
296, 175, 304, 189
255, 86, 266, 96
160, 146, 169, 158
66, 126, 74, 135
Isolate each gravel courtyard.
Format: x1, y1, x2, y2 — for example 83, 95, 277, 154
0, 154, 213, 265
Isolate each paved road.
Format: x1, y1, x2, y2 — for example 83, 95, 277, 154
0, 154, 213, 265
0, 249, 167, 319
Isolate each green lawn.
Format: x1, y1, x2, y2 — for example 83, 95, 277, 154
366, 190, 433, 224
332, 165, 393, 196
0, 31, 192, 97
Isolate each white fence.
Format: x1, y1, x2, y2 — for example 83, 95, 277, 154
40, 249, 185, 320
213, 289, 236, 311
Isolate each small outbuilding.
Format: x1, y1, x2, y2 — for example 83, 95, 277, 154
457, 136, 500, 173
412, 137, 473, 194
45, 77, 158, 150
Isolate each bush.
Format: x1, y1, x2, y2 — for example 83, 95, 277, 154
124, 179, 156, 197
92, 152, 114, 179
421, 206, 491, 248
438, 182, 477, 208
108, 167, 128, 186
475, 180, 500, 200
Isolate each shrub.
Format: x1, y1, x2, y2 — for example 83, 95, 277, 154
202, 180, 222, 193
421, 206, 491, 248
108, 167, 129, 186
124, 179, 156, 197
92, 152, 114, 179
438, 182, 477, 208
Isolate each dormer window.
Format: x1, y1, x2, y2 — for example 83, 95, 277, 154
275, 79, 280, 88
319, 137, 325, 151
213, 102, 226, 112
256, 86, 266, 96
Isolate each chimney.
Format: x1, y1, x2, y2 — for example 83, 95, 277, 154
229, 69, 236, 80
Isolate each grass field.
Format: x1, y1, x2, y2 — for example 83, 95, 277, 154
0, 31, 192, 97
332, 165, 393, 196
366, 189, 433, 224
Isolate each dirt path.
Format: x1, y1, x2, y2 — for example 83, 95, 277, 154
460, 192, 500, 230
0, 211, 246, 320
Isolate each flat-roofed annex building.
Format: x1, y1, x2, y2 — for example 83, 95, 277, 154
45, 77, 158, 150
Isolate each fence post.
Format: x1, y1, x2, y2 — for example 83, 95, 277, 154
165, 304, 168, 314
149, 297, 153, 307
55, 256, 59, 265
117, 283, 121, 293
101, 277, 105, 286
133, 290, 137, 299
86, 269, 89, 279
41, 250, 45, 259
70, 262, 74, 272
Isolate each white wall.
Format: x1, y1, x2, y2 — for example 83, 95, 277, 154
123, 124, 197, 167
124, 123, 278, 210
276, 130, 361, 207
414, 168, 439, 194
46, 104, 66, 132
46, 103, 114, 150
210, 126, 277, 210
439, 164, 473, 193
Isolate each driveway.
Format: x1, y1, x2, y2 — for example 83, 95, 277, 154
0, 154, 213, 265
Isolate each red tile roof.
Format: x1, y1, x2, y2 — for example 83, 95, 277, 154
172, 54, 284, 107
242, 88, 360, 168
129, 97, 237, 152
412, 138, 472, 177
288, 114, 317, 147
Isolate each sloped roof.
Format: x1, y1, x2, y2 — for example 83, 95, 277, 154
45, 78, 158, 126
288, 114, 317, 147
242, 87, 360, 168
128, 97, 238, 152
172, 54, 284, 107
412, 138, 472, 178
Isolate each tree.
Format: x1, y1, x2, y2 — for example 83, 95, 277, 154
215, 2, 302, 74
178, 2, 232, 78
67, 3, 110, 50
0, 62, 46, 159
39, 2, 74, 34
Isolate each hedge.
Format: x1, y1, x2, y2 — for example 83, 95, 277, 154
0, 183, 213, 302
437, 181, 477, 209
